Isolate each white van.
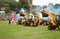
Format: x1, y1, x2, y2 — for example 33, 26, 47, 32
0, 11, 5, 15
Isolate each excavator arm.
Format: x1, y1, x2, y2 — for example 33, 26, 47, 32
43, 11, 57, 26
20, 12, 29, 19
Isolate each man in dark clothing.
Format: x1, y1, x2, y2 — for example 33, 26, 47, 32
8, 16, 11, 24
9, 19, 11, 24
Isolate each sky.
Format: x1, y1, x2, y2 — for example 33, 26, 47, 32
15, 0, 19, 2
32, 0, 60, 6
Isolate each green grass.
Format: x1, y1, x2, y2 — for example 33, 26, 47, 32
0, 21, 60, 39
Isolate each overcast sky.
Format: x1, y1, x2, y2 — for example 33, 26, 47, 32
15, 0, 19, 2
32, 0, 60, 6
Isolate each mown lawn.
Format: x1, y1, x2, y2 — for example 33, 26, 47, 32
0, 21, 60, 39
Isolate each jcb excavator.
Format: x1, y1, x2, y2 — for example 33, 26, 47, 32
22, 13, 39, 27
16, 11, 29, 25
17, 9, 39, 27
56, 14, 60, 30
42, 11, 58, 30
36, 13, 42, 25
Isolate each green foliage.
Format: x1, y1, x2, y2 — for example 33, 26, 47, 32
5, 7, 11, 13
54, 4, 60, 8
20, 0, 30, 10
0, 0, 30, 13
55, 4, 60, 6
0, 21, 60, 39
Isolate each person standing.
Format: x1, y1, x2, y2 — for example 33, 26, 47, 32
8, 14, 11, 24
11, 10, 16, 24
9, 18, 11, 24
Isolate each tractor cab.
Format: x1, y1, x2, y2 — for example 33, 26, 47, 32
16, 8, 29, 25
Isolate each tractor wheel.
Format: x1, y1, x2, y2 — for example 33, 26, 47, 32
30, 22, 33, 27
33, 22, 38, 27
48, 26, 52, 30
53, 26, 56, 30
40, 23, 42, 25
44, 22, 47, 26
58, 25, 60, 30
23, 22, 26, 26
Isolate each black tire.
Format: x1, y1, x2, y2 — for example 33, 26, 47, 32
48, 26, 52, 30
53, 26, 56, 30
48, 25, 56, 30
40, 23, 42, 25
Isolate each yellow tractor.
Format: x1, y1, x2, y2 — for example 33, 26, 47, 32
22, 13, 39, 27
29, 14, 39, 27
36, 13, 42, 25
28, 12, 43, 27
17, 10, 42, 27
21, 12, 42, 27
16, 10, 39, 27
42, 11, 60, 30
16, 11, 29, 25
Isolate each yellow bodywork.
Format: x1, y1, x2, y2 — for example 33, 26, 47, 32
19, 12, 39, 26
20, 12, 29, 19
29, 14, 39, 26
43, 11, 57, 26
36, 13, 42, 25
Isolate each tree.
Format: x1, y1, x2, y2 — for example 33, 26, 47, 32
19, 0, 30, 10
55, 4, 60, 9
0, 0, 30, 13
5, 7, 11, 13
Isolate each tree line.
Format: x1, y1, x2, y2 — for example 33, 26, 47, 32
0, 0, 30, 13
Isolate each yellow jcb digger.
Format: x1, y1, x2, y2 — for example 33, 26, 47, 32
42, 11, 58, 30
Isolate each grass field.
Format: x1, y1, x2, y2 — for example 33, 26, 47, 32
0, 21, 60, 39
